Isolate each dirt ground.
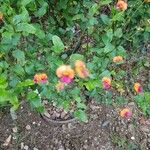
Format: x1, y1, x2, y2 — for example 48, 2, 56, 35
0, 100, 150, 150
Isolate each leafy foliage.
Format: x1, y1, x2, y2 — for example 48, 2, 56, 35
0, 0, 150, 121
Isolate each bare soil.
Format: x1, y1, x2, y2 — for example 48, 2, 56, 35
0, 100, 150, 150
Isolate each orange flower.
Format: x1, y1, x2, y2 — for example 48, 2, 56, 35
75, 60, 89, 78
56, 65, 74, 84
116, 0, 128, 11
56, 81, 64, 92
0, 12, 3, 20
34, 73, 48, 84
120, 108, 132, 119
113, 56, 123, 63
134, 83, 143, 93
102, 77, 111, 90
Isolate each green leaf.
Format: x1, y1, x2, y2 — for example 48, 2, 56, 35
112, 12, 124, 22
84, 80, 99, 91
0, 76, 6, 84
12, 49, 25, 65
0, 76, 8, 89
72, 14, 84, 20
101, 14, 110, 25
101, 0, 112, 5
70, 54, 84, 64
100, 70, 111, 77
0, 89, 9, 104
9, 95, 19, 110
34, 2, 48, 17
21, 0, 33, 6
104, 43, 115, 53
75, 97, 82, 103
27, 91, 45, 113
13, 64, 25, 76
74, 110, 88, 122
102, 34, 110, 45
16, 23, 36, 34
77, 103, 87, 109
27, 91, 38, 100
117, 46, 126, 56
52, 35, 64, 53
25, 63, 35, 75
145, 26, 150, 32
33, 24, 45, 39
114, 28, 122, 38
17, 79, 34, 88
106, 29, 113, 42
144, 92, 150, 103
89, 3, 98, 16
13, 6, 30, 24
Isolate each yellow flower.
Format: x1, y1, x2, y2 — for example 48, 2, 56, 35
116, 0, 128, 11
75, 60, 89, 78
113, 56, 123, 63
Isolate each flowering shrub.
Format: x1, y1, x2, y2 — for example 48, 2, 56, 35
0, 0, 150, 121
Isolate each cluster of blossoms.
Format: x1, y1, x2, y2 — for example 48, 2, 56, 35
75, 60, 89, 78
116, 0, 128, 11
134, 83, 143, 93
56, 60, 89, 91
120, 108, 132, 119
113, 56, 123, 63
102, 55, 143, 93
102, 77, 112, 90
33, 56, 143, 119
33, 60, 89, 92
33, 73, 48, 84
56, 65, 75, 84
31, 0, 148, 120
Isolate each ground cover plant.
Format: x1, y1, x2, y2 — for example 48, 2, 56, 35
0, 0, 150, 125
0, 0, 150, 149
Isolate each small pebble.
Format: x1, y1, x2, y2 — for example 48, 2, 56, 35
131, 136, 135, 140
12, 127, 18, 133
101, 120, 110, 128
24, 145, 29, 150
21, 142, 24, 149
25, 125, 31, 130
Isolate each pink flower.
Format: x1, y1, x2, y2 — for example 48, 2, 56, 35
102, 77, 112, 90
60, 76, 72, 84
120, 108, 132, 119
